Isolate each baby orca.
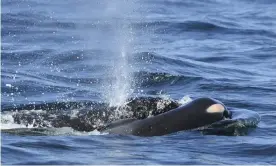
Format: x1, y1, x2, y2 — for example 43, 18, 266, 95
100, 97, 231, 136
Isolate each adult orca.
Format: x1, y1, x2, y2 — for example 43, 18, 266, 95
100, 97, 232, 136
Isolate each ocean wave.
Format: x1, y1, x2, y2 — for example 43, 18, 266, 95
4, 10, 276, 40
198, 81, 276, 93
1, 49, 54, 65
132, 21, 226, 34
133, 71, 201, 87
196, 108, 260, 136
132, 20, 276, 38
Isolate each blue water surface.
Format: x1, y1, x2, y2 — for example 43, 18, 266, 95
1, 0, 276, 164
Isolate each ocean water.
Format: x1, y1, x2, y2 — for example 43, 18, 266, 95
1, 0, 276, 165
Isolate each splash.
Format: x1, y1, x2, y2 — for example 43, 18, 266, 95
1, 111, 34, 130
107, 47, 134, 107
1, 109, 106, 136
101, 1, 136, 107
1, 109, 51, 130
178, 95, 193, 105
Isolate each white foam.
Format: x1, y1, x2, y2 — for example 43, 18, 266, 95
0, 109, 107, 136
178, 95, 193, 105
1, 112, 33, 130
109, 102, 133, 120
0, 109, 51, 130
5, 84, 12, 87
70, 109, 79, 118
156, 98, 172, 110
47, 127, 106, 136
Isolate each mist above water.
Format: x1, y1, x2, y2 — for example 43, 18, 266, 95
100, 1, 137, 107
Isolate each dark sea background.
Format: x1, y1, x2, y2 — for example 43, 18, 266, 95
1, 0, 276, 165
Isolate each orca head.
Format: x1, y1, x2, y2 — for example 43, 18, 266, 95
190, 97, 232, 120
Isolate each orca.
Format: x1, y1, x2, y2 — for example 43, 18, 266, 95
100, 97, 232, 136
